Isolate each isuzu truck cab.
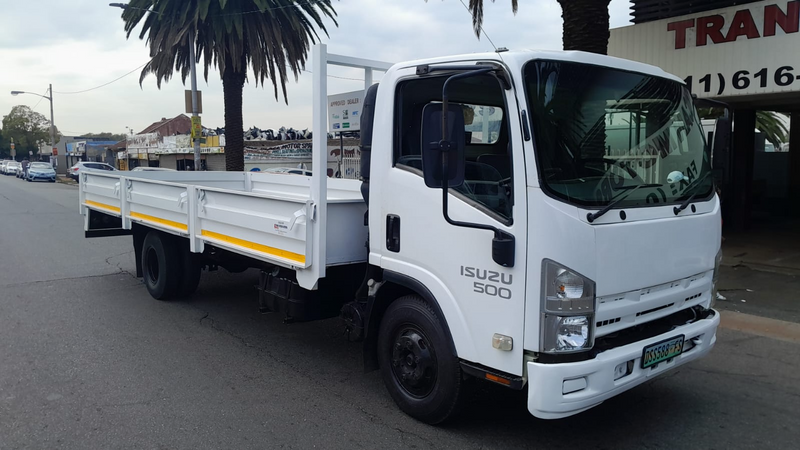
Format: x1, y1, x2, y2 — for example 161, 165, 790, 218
80, 45, 724, 424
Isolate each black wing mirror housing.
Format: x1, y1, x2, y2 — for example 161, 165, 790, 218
420, 102, 466, 189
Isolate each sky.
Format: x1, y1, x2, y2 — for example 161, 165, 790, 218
0, 0, 634, 136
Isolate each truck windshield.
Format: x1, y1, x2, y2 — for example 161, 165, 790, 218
524, 60, 712, 208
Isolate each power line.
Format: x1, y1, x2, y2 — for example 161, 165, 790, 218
30, 88, 49, 110
53, 61, 150, 95
302, 69, 363, 81
121, 0, 332, 18
53, 2, 351, 96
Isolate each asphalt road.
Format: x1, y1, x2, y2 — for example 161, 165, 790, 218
1, 175, 799, 449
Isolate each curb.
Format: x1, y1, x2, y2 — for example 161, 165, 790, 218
719, 310, 800, 344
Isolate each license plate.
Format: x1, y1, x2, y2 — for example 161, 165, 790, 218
641, 335, 685, 369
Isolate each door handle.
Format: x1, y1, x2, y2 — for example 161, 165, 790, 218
386, 214, 400, 252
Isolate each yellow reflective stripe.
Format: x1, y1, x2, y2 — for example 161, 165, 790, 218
201, 229, 306, 264
130, 212, 188, 231
84, 200, 120, 213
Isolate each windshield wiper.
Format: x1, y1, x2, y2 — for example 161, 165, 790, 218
587, 183, 662, 223
673, 172, 712, 215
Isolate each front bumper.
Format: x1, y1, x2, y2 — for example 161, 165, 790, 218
28, 173, 56, 181
527, 309, 719, 419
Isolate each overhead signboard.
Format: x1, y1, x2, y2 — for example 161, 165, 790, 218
609, 0, 800, 98
328, 90, 364, 132
185, 90, 203, 114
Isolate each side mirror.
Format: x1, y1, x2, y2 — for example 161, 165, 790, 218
712, 115, 731, 157
420, 102, 466, 189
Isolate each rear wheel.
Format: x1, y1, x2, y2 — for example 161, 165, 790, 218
377, 295, 463, 424
141, 231, 181, 300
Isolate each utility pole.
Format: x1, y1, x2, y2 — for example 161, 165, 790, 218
9, 86, 56, 167
110, 3, 202, 171
48, 84, 56, 168
189, 28, 201, 171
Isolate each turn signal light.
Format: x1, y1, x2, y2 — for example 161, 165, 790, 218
485, 373, 511, 386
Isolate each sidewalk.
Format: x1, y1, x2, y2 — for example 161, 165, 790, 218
716, 219, 800, 324
57, 175, 77, 186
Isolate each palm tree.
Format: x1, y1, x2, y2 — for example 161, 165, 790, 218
120, 0, 337, 171
464, 0, 612, 54
755, 111, 789, 148
700, 108, 788, 148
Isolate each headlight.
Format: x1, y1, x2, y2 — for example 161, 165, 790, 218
541, 260, 596, 353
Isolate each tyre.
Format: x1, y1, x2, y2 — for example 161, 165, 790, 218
141, 231, 181, 300
176, 245, 202, 298
377, 295, 463, 424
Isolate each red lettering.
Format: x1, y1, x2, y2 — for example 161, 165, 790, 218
697, 15, 726, 46
764, 1, 800, 37
726, 10, 760, 41
668, 18, 695, 49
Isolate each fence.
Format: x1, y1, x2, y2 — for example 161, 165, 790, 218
340, 156, 361, 180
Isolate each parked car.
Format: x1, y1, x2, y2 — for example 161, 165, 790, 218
263, 167, 313, 176
69, 162, 117, 181
0, 161, 9, 175
5, 161, 21, 176
130, 167, 176, 172
26, 162, 57, 182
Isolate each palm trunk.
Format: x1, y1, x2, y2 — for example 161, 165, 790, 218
557, 0, 612, 55
222, 65, 246, 171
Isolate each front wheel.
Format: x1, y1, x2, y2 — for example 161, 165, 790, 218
377, 295, 463, 424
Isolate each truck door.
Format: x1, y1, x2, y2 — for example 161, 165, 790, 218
372, 68, 528, 376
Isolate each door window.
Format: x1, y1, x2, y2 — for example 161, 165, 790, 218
394, 73, 513, 221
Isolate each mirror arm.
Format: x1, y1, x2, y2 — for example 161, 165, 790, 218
438, 119, 514, 268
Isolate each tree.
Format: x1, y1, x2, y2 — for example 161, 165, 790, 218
1, 105, 54, 159
700, 108, 788, 148
755, 111, 789, 148
119, 0, 337, 171
463, 0, 612, 54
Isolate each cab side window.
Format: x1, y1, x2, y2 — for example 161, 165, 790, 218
393, 74, 513, 221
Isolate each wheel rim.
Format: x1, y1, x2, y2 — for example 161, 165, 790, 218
390, 324, 437, 398
145, 247, 160, 285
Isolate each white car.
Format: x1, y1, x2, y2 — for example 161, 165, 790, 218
69, 162, 117, 180
5, 161, 21, 176
130, 167, 176, 172
263, 167, 313, 176
26, 162, 57, 182
0, 161, 9, 174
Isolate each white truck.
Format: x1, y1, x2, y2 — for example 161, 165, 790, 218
80, 45, 727, 424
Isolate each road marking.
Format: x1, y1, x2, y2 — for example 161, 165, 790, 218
130, 212, 188, 232
200, 229, 305, 264
84, 200, 120, 214
719, 311, 800, 344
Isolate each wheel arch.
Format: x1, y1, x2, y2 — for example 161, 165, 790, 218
363, 270, 459, 372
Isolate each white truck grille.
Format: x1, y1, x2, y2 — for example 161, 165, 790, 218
594, 270, 713, 338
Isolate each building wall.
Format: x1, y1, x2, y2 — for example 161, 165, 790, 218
610, 0, 800, 100
206, 154, 226, 171
158, 154, 178, 170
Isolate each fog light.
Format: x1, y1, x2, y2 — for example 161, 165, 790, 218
492, 333, 513, 351
562, 377, 587, 394
614, 360, 635, 381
